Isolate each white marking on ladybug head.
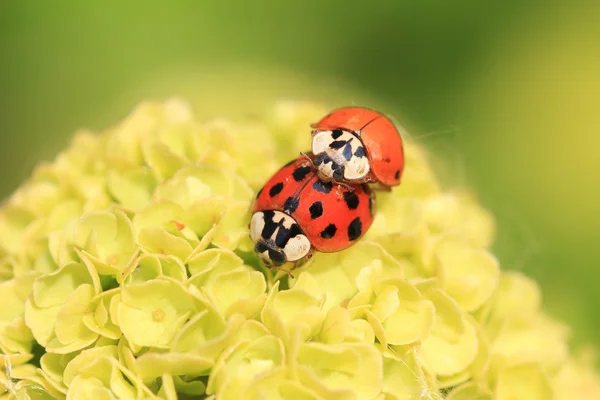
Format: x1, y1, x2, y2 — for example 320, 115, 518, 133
283, 233, 311, 262
312, 130, 370, 182
344, 155, 370, 180
250, 212, 266, 243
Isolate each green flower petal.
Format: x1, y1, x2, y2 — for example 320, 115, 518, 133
419, 289, 479, 376
212, 201, 253, 251
81, 288, 121, 340
46, 199, 83, 233
375, 279, 435, 346
489, 313, 569, 372
11, 379, 59, 400
293, 242, 403, 313
171, 375, 208, 397
262, 286, 324, 343
132, 200, 185, 234
172, 312, 245, 364
52, 284, 98, 351
157, 373, 177, 400
495, 363, 552, 400
319, 307, 351, 345
40, 352, 77, 386
432, 235, 500, 311
381, 347, 438, 400
141, 141, 188, 182
0, 206, 35, 255
118, 279, 195, 348
206, 335, 285, 397
138, 226, 195, 261
158, 256, 188, 282
32, 261, 95, 308
393, 142, 441, 198
297, 342, 383, 400
424, 192, 495, 249
366, 197, 426, 246
186, 196, 233, 238
74, 210, 137, 273
68, 355, 154, 399
242, 366, 322, 400
174, 165, 253, 202
24, 300, 60, 347
211, 269, 267, 318
135, 351, 213, 380
107, 167, 157, 211
116, 337, 137, 374
67, 375, 115, 400
152, 175, 212, 210
0, 273, 35, 323
553, 349, 600, 399
347, 319, 375, 344
488, 271, 541, 323
187, 248, 244, 277
0, 317, 34, 354
446, 383, 492, 400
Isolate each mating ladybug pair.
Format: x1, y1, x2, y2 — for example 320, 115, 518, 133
249, 107, 405, 269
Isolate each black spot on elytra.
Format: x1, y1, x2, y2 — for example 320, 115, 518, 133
309, 201, 323, 219
292, 166, 312, 182
347, 217, 362, 241
343, 191, 359, 210
329, 140, 347, 150
320, 224, 337, 239
331, 129, 343, 139
354, 146, 366, 158
269, 182, 284, 197
394, 170, 400, 180
342, 143, 353, 161
313, 180, 333, 194
283, 196, 300, 213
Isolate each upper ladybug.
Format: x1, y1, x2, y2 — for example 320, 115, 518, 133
310, 106, 405, 188
250, 156, 375, 268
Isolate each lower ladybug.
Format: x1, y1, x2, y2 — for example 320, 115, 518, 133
250, 156, 375, 268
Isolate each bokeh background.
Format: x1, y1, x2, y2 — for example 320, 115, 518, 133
1, 1, 599, 351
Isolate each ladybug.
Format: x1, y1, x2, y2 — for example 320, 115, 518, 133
310, 106, 405, 189
250, 156, 375, 268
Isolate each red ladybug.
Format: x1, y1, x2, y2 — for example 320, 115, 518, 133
250, 156, 375, 267
310, 106, 405, 188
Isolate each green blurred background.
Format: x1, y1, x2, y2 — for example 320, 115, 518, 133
1, 1, 599, 350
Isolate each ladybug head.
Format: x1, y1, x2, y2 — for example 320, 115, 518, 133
249, 211, 311, 267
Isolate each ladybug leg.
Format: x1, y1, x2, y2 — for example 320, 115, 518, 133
299, 151, 316, 167
272, 265, 294, 280
335, 181, 355, 199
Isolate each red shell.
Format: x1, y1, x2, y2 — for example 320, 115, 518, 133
311, 106, 405, 187
252, 157, 374, 252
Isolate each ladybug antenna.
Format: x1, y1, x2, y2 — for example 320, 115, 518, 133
357, 115, 382, 133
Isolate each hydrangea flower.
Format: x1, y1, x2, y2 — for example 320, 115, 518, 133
0, 98, 599, 399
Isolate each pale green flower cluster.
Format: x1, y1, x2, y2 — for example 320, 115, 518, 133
0, 98, 599, 399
